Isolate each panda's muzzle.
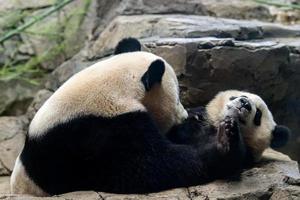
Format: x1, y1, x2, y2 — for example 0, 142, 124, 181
239, 97, 252, 112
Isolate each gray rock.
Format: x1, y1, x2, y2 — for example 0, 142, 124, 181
26, 89, 53, 121
0, 127, 26, 173
90, 0, 297, 38
3, 39, 19, 60
88, 15, 300, 59
200, 0, 272, 21
189, 151, 300, 199
0, 176, 10, 194
142, 37, 292, 104
188, 149, 300, 199
44, 54, 100, 91
0, 116, 27, 142
98, 188, 189, 200
18, 43, 35, 56
0, 195, 65, 200
0, 79, 40, 116
0, 0, 55, 11
271, 186, 300, 200
0, 116, 27, 175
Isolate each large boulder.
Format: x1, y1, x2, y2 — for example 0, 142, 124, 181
88, 14, 300, 59
0, 116, 27, 175
44, 53, 98, 91
0, 79, 40, 116
26, 89, 53, 121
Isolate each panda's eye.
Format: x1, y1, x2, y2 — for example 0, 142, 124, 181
229, 96, 237, 101
254, 108, 262, 126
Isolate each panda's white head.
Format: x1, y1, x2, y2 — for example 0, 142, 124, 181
140, 59, 188, 133
113, 38, 188, 133
206, 90, 290, 161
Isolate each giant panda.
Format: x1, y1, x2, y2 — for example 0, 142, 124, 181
168, 90, 290, 163
10, 38, 247, 196
206, 90, 290, 162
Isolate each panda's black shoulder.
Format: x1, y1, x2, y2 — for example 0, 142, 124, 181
114, 37, 141, 55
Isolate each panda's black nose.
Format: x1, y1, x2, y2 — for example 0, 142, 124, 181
239, 97, 252, 111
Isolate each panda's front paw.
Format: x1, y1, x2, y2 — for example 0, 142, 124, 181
217, 117, 240, 154
186, 107, 204, 122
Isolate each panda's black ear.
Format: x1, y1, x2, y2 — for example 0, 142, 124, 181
141, 59, 165, 91
114, 37, 141, 55
270, 125, 290, 148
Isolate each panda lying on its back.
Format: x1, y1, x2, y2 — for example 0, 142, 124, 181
206, 90, 290, 161
10, 38, 287, 196
168, 90, 290, 164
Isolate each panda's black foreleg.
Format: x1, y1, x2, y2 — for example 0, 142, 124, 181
167, 106, 214, 146
217, 116, 242, 154
213, 116, 247, 176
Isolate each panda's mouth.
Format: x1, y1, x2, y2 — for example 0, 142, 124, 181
227, 97, 253, 125
235, 107, 247, 124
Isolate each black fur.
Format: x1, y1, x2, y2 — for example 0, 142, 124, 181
20, 111, 246, 195
167, 107, 247, 175
254, 108, 262, 126
141, 59, 165, 91
270, 125, 290, 148
114, 38, 141, 55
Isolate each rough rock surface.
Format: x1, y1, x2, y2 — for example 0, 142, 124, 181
0, 116, 27, 175
26, 89, 53, 121
88, 14, 300, 59
0, 80, 40, 116
44, 53, 98, 91
0, 149, 299, 199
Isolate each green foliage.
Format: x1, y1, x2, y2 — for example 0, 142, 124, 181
0, 10, 26, 31
0, 43, 66, 85
0, 0, 74, 43
0, 0, 91, 85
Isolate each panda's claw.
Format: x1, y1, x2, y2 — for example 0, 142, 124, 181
217, 116, 241, 154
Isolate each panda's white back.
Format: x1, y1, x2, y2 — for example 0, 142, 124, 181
29, 51, 161, 137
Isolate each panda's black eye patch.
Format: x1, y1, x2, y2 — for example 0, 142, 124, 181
241, 95, 248, 98
229, 96, 237, 101
254, 108, 262, 126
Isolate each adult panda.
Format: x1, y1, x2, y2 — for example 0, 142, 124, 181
168, 90, 290, 163
11, 38, 247, 196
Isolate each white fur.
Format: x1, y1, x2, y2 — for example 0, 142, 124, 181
207, 90, 276, 161
29, 51, 187, 137
11, 156, 48, 196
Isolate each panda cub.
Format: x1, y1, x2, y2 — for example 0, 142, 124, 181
168, 90, 290, 163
